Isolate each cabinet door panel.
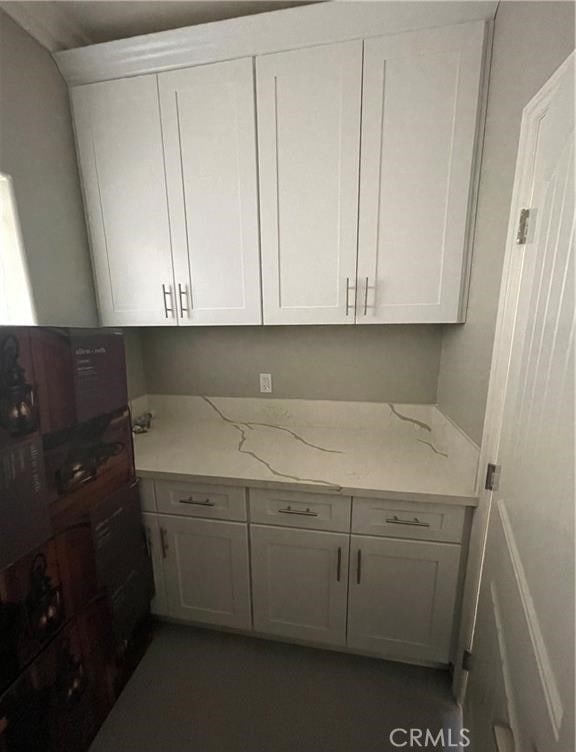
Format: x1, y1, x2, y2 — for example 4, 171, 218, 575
251, 525, 348, 645
72, 76, 177, 326
257, 41, 362, 324
348, 535, 461, 663
142, 512, 168, 616
357, 21, 486, 323
159, 59, 262, 325
160, 515, 251, 629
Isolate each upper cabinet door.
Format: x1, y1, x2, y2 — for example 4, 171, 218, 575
357, 21, 486, 324
72, 76, 177, 326
257, 42, 362, 325
159, 59, 262, 325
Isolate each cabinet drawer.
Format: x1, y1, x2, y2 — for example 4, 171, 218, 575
138, 478, 157, 512
155, 481, 247, 521
352, 498, 465, 543
250, 488, 351, 532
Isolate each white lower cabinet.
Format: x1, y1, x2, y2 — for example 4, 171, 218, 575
250, 525, 349, 646
347, 535, 461, 663
159, 514, 252, 630
142, 481, 466, 666
142, 512, 169, 617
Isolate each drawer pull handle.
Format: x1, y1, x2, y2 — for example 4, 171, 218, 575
385, 515, 431, 528
277, 506, 319, 517
160, 527, 169, 559
179, 497, 215, 507
336, 546, 342, 582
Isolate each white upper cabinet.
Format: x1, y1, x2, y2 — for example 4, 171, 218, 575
70, 15, 487, 327
158, 59, 262, 325
357, 21, 486, 323
72, 76, 177, 326
256, 41, 363, 325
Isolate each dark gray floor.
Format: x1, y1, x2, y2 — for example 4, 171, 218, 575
90, 624, 459, 752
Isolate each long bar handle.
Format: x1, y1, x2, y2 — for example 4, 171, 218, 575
162, 284, 174, 318
385, 515, 431, 528
179, 497, 215, 507
363, 276, 369, 315
160, 527, 169, 559
336, 546, 342, 582
345, 277, 357, 316
277, 506, 319, 518
356, 549, 362, 584
178, 283, 190, 317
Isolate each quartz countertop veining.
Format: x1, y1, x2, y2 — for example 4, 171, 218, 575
131, 395, 480, 505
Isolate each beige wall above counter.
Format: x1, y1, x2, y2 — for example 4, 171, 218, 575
134, 325, 442, 405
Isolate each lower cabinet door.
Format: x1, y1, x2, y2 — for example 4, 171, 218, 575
160, 515, 251, 629
142, 512, 169, 617
347, 535, 461, 663
251, 525, 349, 645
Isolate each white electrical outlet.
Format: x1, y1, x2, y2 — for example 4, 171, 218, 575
259, 373, 272, 393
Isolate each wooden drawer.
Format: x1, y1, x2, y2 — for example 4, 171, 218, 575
250, 488, 351, 532
352, 498, 465, 543
155, 480, 247, 521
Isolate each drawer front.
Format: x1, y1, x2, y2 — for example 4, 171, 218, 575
138, 478, 157, 512
155, 481, 247, 521
250, 488, 351, 532
352, 498, 465, 543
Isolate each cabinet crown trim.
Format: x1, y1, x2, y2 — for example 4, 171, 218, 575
54, 2, 496, 86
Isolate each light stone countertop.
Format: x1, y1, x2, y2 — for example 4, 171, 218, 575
131, 395, 480, 506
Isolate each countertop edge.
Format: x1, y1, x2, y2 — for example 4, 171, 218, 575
135, 468, 479, 507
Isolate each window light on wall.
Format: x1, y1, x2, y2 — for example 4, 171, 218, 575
0, 173, 36, 325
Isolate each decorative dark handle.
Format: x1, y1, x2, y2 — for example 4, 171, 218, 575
336, 547, 342, 582
385, 515, 431, 528
277, 506, 318, 517
160, 527, 169, 559
179, 497, 215, 507
356, 550, 362, 585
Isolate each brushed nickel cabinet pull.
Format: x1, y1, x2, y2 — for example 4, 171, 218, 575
277, 506, 319, 517
363, 277, 369, 315
356, 549, 362, 584
179, 497, 215, 507
160, 527, 169, 559
162, 284, 174, 318
336, 546, 342, 582
385, 515, 431, 528
178, 283, 189, 317
346, 277, 351, 315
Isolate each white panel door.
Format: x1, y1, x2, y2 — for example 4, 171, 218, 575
142, 512, 168, 617
464, 54, 574, 751
347, 535, 461, 663
251, 525, 349, 645
160, 515, 251, 629
257, 41, 362, 324
357, 21, 486, 323
159, 59, 262, 325
71, 76, 177, 326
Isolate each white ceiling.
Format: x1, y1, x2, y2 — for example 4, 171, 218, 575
1, 0, 318, 50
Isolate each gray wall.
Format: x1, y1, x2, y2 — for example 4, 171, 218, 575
124, 329, 148, 400
0, 10, 97, 326
437, 1, 575, 444
141, 325, 442, 403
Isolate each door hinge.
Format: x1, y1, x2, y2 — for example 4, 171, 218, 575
516, 208, 530, 245
462, 649, 473, 672
485, 463, 500, 492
